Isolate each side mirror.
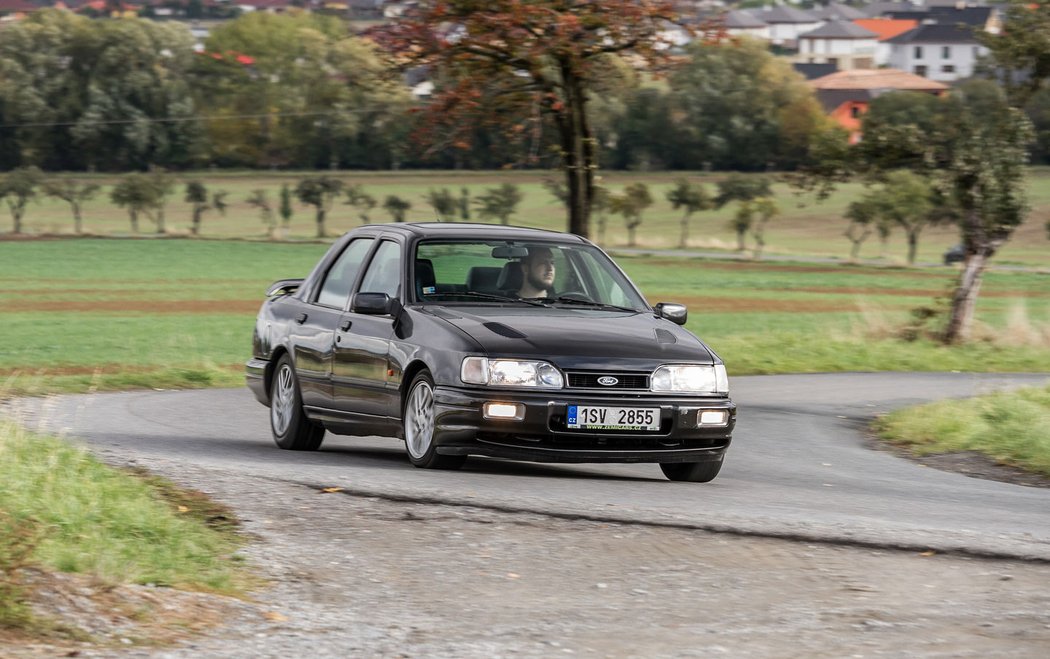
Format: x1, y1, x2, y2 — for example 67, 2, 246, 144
352, 292, 400, 316
654, 302, 687, 326
267, 278, 303, 297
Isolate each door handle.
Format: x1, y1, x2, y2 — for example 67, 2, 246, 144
339, 320, 352, 332
295, 313, 308, 324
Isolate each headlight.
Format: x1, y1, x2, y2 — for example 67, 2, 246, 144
651, 364, 729, 394
461, 357, 564, 389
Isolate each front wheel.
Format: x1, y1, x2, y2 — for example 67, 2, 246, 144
270, 354, 325, 451
660, 457, 723, 483
403, 371, 466, 470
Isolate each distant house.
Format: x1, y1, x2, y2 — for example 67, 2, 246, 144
885, 5, 1000, 34
853, 18, 920, 66
886, 23, 988, 82
236, 0, 292, 13
809, 68, 948, 143
813, 2, 866, 22
796, 19, 878, 71
754, 6, 822, 48
723, 9, 769, 41
793, 62, 838, 81
0, 0, 36, 19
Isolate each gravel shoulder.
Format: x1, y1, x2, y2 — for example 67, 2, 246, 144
6, 458, 1050, 658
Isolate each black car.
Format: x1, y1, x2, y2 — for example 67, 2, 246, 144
944, 244, 966, 265
246, 223, 736, 482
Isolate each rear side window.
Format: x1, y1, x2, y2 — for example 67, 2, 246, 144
358, 241, 402, 298
316, 238, 374, 308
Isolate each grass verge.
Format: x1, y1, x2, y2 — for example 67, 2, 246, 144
874, 385, 1050, 478
0, 421, 250, 636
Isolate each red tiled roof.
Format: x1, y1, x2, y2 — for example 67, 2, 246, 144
852, 18, 920, 42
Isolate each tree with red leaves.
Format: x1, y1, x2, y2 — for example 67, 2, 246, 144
381, 1, 694, 238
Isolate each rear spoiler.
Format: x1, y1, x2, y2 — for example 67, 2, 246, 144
267, 278, 304, 297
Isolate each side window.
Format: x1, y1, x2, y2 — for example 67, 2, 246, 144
316, 238, 374, 308
358, 241, 402, 298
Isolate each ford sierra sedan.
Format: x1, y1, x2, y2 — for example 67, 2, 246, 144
246, 223, 736, 482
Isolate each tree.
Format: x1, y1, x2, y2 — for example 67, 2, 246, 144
424, 188, 458, 222
344, 184, 377, 225
459, 187, 471, 221
715, 174, 772, 209
279, 183, 294, 231
669, 37, 828, 170
806, 87, 1033, 344
185, 180, 210, 236
195, 12, 411, 169
474, 183, 523, 225
295, 176, 344, 238
247, 189, 277, 238
980, 0, 1050, 107
143, 169, 176, 234
749, 197, 779, 260
843, 196, 879, 262
666, 179, 711, 248
110, 173, 154, 233
385, 1, 690, 238
609, 183, 653, 247
43, 179, 100, 235
0, 166, 43, 234
875, 171, 939, 265
383, 195, 411, 223
592, 185, 610, 245
730, 201, 753, 253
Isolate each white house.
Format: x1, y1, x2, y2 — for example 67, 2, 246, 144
755, 6, 822, 47
886, 23, 988, 82
797, 20, 879, 71
724, 10, 770, 41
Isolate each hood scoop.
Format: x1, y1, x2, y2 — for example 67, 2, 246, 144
654, 328, 678, 344
483, 322, 527, 339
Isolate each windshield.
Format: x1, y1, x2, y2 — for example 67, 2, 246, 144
413, 239, 648, 311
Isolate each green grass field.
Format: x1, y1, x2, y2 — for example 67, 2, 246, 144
8, 169, 1050, 267
2, 237, 1048, 395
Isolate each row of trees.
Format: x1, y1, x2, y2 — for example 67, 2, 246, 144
0, 10, 829, 177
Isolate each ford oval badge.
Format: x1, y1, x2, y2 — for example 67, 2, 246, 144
597, 376, 619, 386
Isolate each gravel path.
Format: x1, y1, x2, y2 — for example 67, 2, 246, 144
8, 455, 1050, 658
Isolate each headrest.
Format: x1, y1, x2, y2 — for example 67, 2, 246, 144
466, 266, 502, 292
496, 261, 523, 292
415, 259, 436, 296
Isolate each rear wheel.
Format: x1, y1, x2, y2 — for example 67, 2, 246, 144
403, 371, 466, 470
270, 354, 325, 451
660, 457, 723, 483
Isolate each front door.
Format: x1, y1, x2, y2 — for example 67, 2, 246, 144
332, 239, 402, 418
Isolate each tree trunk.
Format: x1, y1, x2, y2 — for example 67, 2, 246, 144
559, 64, 592, 239
129, 210, 139, 233
627, 220, 638, 247
906, 228, 920, 265
191, 208, 202, 236
316, 208, 326, 238
736, 228, 747, 252
944, 250, 989, 344
679, 213, 690, 248
12, 209, 22, 234
72, 204, 84, 234
156, 208, 166, 234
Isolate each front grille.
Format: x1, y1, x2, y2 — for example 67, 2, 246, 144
566, 371, 650, 390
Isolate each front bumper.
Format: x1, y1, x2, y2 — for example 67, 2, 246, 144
431, 385, 735, 464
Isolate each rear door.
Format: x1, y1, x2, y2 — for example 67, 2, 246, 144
290, 237, 374, 408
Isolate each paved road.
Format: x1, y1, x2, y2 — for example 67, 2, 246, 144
11, 372, 1050, 561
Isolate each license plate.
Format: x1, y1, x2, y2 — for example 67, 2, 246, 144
567, 405, 659, 431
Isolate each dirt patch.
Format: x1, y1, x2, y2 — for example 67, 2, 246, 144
0, 364, 241, 378
5, 300, 261, 314
869, 438, 1050, 489
0, 569, 259, 657
660, 294, 877, 314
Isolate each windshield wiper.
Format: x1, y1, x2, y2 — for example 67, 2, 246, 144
524, 296, 640, 313
423, 291, 547, 306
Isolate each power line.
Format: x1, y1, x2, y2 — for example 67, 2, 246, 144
0, 107, 396, 130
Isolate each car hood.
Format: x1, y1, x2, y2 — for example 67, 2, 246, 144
423, 305, 715, 370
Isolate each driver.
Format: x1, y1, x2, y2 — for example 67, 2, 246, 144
516, 245, 556, 298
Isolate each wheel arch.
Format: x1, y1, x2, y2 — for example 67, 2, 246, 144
399, 360, 432, 412
265, 346, 292, 403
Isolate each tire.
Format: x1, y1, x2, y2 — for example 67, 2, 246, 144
270, 354, 325, 451
403, 371, 466, 470
660, 457, 723, 483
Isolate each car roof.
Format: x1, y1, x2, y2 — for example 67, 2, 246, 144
346, 222, 589, 244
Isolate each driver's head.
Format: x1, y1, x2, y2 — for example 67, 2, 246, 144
521, 245, 555, 294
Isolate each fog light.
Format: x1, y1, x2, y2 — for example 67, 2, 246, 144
698, 409, 729, 426
484, 402, 524, 420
